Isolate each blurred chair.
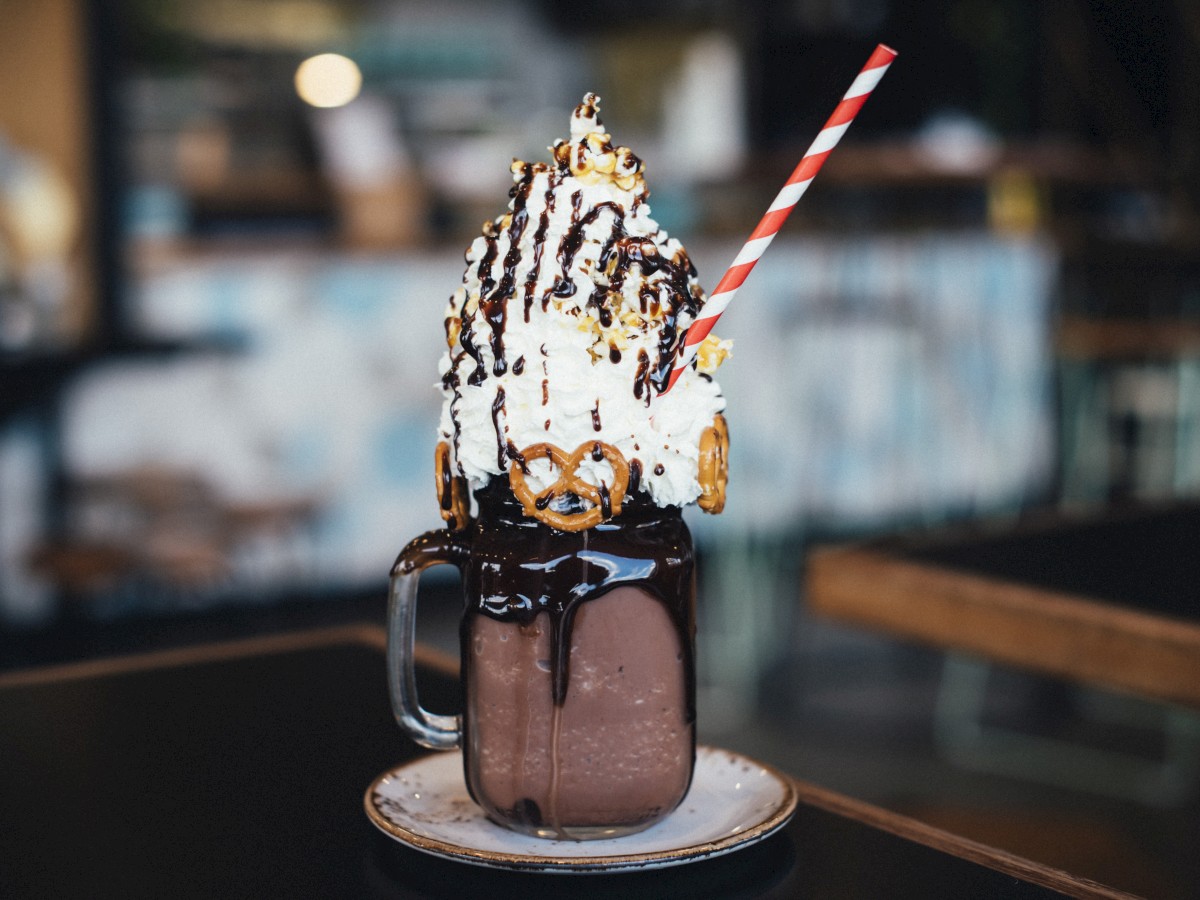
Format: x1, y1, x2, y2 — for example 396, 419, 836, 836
28, 466, 319, 619
808, 502, 1200, 808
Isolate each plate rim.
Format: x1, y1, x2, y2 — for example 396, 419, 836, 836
363, 744, 798, 873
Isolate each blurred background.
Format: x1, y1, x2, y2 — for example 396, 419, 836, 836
1, 0, 1198, 895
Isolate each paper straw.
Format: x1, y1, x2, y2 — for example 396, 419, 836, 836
663, 43, 898, 394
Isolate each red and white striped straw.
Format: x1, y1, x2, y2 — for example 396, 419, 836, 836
663, 43, 897, 393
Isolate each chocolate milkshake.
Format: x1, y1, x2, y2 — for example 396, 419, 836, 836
458, 484, 695, 837
389, 94, 731, 839
466, 591, 690, 836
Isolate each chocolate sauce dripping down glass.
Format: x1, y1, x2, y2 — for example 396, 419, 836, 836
462, 482, 696, 714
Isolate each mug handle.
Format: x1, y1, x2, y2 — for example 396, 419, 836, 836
388, 528, 470, 749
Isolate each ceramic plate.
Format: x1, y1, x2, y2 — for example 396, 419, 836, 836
364, 745, 797, 873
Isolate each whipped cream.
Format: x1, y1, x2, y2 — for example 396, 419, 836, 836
438, 94, 729, 509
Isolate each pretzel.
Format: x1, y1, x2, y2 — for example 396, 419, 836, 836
434, 442, 471, 531
508, 441, 629, 532
697, 414, 729, 514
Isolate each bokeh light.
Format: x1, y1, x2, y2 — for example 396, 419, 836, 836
294, 52, 361, 108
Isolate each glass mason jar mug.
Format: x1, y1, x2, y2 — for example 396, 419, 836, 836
388, 479, 697, 840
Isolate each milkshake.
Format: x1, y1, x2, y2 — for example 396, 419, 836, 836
459, 484, 696, 837
390, 94, 731, 839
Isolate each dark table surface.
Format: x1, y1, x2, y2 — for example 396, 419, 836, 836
0, 625, 1133, 899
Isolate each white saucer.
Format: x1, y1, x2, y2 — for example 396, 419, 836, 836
364, 745, 797, 873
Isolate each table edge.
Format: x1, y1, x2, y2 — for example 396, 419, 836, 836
791, 780, 1141, 900
0, 622, 458, 690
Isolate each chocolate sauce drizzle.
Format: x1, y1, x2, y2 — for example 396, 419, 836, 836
436, 443, 455, 511
523, 173, 557, 322
456, 168, 536, 385
633, 349, 653, 405
450, 139, 704, 393
550, 195, 620, 302
504, 439, 528, 473
441, 367, 466, 474
599, 237, 702, 393
458, 227, 500, 387
491, 388, 507, 471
